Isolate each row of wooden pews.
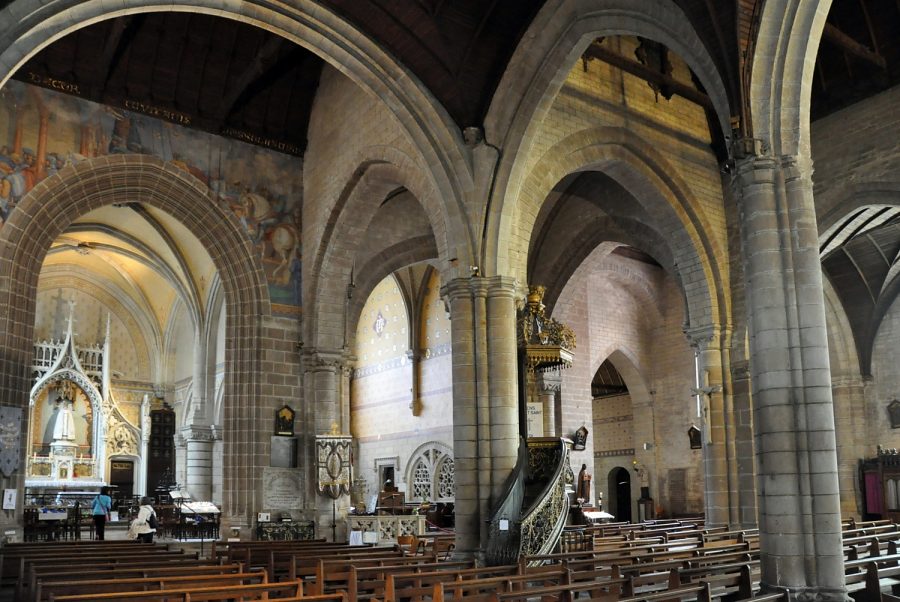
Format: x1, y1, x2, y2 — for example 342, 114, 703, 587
6, 516, 899, 601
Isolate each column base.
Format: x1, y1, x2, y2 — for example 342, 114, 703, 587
760, 584, 851, 602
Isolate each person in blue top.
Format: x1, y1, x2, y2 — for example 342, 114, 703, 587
91, 486, 112, 540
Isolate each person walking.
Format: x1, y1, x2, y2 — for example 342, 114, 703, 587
90, 486, 112, 540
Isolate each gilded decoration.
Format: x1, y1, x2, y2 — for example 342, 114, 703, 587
518, 286, 576, 373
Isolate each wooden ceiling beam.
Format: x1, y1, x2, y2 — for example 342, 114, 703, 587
584, 43, 715, 110
822, 22, 886, 70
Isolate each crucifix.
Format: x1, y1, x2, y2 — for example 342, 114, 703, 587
690, 350, 722, 422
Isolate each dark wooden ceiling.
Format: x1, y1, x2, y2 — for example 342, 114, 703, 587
14, 13, 323, 155
811, 0, 900, 120
7, 1, 897, 154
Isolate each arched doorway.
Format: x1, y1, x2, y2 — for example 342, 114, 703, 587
608, 467, 632, 523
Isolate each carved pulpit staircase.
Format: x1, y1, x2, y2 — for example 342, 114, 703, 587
486, 286, 576, 566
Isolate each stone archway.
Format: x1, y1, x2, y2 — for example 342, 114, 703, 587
0, 154, 269, 530
513, 127, 726, 331
482, 0, 732, 278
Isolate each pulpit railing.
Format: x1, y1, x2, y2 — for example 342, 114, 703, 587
484, 437, 571, 565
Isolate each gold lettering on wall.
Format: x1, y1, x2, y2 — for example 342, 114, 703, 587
122, 99, 192, 125
220, 127, 303, 156
27, 72, 81, 95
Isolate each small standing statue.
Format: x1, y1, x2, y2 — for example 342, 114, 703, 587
576, 463, 592, 504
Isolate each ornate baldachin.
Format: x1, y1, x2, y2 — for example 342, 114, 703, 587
518, 285, 575, 373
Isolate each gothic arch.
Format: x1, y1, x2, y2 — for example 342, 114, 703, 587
0, 154, 269, 521
306, 149, 450, 353
0, 1, 473, 267
749, 0, 831, 158
510, 127, 724, 332
482, 0, 732, 276
347, 238, 439, 346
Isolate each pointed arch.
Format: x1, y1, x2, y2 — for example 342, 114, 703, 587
483, 0, 732, 276
0, 0, 473, 279
506, 126, 724, 332
0, 154, 269, 521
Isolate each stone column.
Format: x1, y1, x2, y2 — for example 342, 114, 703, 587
182, 425, 216, 501
303, 348, 350, 540
485, 277, 519, 498
443, 278, 481, 560
731, 360, 759, 528
442, 276, 521, 560
734, 152, 845, 601
686, 326, 734, 527
537, 372, 560, 437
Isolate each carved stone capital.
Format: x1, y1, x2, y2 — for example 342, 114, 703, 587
181, 425, 217, 442
683, 324, 720, 350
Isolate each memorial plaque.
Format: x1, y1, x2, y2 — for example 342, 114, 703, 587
263, 467, 302, 509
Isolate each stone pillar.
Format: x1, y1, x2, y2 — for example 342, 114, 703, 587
686, 326, 734, 527
443, 278, 481, 560
731, 360, 759, 528
537, 372, 560, 437
735, 152, 846, 601
182, 425, 216, 501
303, 348, 350, 540
442, 276, 520, 560
486, 277, 519, 498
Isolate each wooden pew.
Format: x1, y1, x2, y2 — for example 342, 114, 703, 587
18, 549, 198, 599
48, 579, 305, 602
283, 547, 403, 584
40, 571, 267, 601
314, 555, 470, 596
383, 565, 520, 602
33, 562, 246, 602
347, 559, 475, 600
211, 537, 327, 559
0, 541, 171, 584
860, 561, 900, 602
431, 566, 572, 602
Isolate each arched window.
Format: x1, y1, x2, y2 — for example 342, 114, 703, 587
406, 442, 454, 503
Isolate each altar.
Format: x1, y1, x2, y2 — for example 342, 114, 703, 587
25, 305, 149, 493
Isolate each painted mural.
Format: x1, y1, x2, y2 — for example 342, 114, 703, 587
0, 80, 302, 314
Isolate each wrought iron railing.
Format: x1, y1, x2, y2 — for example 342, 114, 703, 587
485, 437, 572, 565
520, 438, 571, 559
485, 439, 527, 566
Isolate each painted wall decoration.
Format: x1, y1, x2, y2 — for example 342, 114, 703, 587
0, 80, 303, 314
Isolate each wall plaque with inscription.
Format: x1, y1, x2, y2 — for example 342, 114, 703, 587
262, 467, 302, 510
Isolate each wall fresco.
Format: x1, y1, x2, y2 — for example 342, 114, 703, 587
0, 80, 303, 314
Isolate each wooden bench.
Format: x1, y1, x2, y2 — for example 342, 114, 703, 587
283, 547, 403, 583
1, 541, 171, 583
858, 562, 900, 602
41, 571, 267, 601
33, 562, 246, 602
431, 566, 572, 602
383, 564, 520, 602
348, 559, 475, 600
314, 555, 470, 595
49, 579, 305, 602
18, 549, 198, 599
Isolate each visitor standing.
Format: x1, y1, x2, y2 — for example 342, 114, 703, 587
91, 486, 112, 540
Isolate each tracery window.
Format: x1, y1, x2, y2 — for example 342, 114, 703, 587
406, 441, 454, 503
